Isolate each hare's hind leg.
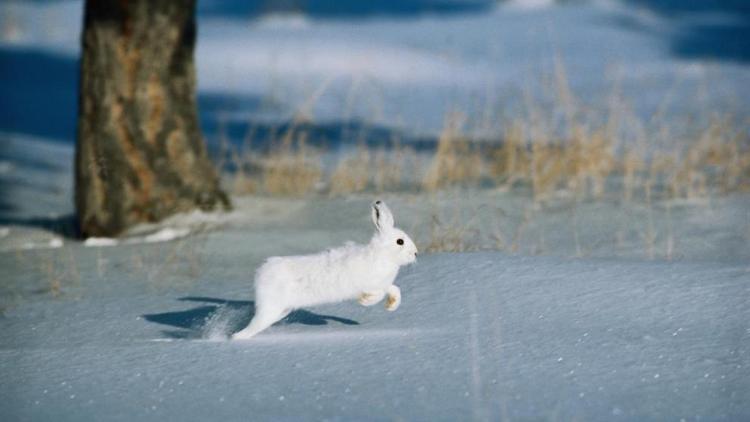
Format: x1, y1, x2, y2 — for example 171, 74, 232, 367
232, 305, 286, 340
358, 290, 385, 306
385, 285, 401, 311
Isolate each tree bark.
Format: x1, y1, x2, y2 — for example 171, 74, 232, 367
75, 0, 229, 238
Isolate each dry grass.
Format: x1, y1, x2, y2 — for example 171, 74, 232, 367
621, 148, 645, 202
421, 113, 484, 191
327, 140, 416, 196
216, 121, 261, 195
329, 144, 371, 196
489, 205, 532, 253
188, 56, 747, 261
13, 246, 83, 297
374, 137, 412, 192
217, 61, 749, 214
221, 124, 323, 197
422, 202, 482, 253
130, 235, 207, 283
489, 121, 530, 189
665, 116, 750, 198
261, 130, 322, 196
485, 120, 618, 202
220, 117, 747, 206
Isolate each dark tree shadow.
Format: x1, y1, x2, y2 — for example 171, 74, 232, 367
0, 48, 79, 141
0, 177, 15, 214
615, 0, 750, 62
0, 214, 79, 238
142, 296, 359, 339
622, 0, 749, 16
197, 0, 493, 20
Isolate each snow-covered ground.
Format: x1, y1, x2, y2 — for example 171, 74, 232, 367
1, 1, 749, 420
2, 250, 749, 420
1, 189, 749, 419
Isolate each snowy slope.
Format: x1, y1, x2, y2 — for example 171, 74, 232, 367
1, 252, 748, 421
1, 2, 748, 419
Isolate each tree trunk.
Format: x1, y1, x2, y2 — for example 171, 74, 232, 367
75, 0, 229, 238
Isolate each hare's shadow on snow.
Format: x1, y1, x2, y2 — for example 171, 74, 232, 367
142, 296, 359, 339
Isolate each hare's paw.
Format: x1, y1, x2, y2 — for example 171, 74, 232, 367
358, 291, 385, 306
385, 285, 401, 311
385, 295, 400, 311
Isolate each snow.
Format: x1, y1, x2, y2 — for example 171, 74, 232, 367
2, 1, 749, 140
83, 238, 119, 248
1, 252, 748, 420
503, 0, 556, 10
83, 228, 191, 247
19, 241, 57, 250
1, 1, 749, 419
191, 3, 750, 137
141, 228, 191, 244
1, 189, 748, 419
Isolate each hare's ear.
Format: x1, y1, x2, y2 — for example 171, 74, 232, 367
371, 200, 394, 232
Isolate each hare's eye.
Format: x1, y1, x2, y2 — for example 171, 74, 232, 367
396, 238, 404, 245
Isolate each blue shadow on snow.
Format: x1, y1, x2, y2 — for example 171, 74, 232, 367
617, 0, 750, 62
142, 296, 359, 339
197, 0, 493, 20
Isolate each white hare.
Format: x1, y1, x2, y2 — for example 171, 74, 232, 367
232, 200, 418, 340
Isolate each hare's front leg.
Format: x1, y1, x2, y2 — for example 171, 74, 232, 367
358, 290, 385, 306
385, 285, 401, 311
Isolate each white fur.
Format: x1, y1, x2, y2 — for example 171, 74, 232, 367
233, 201, 417, 340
